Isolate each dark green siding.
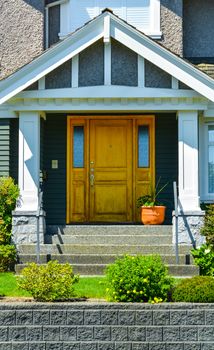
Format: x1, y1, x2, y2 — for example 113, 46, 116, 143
0, 119, 10, 176
9, 118, 19, 183
44, 114, 67, 224
155, 113, 178, 224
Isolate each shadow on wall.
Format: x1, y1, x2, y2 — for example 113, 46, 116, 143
23, 0, 44, 12
161, 0, 182, 18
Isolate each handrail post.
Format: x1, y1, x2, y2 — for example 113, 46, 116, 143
36, 190, 42, 264
173, 181, 179, 265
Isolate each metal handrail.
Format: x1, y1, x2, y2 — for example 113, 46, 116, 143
36, 189, 43, 264
173, 181, 179, 264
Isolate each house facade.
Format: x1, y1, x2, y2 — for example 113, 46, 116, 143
0, 0, 214, 247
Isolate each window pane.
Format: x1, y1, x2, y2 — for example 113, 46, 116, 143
73, 126, 84, 168
209, 145, 214, 193
208, 125, 214, 143
138, 125, 149, 168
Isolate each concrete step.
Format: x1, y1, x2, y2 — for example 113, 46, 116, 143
47, 225, 173, 236
15, 262, 199, 277
50, 234, 172, 245
18, 244, 193, 255
18, 253, 194, 265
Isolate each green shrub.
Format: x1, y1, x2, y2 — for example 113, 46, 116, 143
17, 260, 79, 301
172, 276, 214, 303
0, 245, 17, 272
105, 254, 174, 303
0, 177, 19, 245
191, 244, 214, 276
201, 204, 214, 249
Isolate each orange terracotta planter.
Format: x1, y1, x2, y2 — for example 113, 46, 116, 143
140, 206, 166, 225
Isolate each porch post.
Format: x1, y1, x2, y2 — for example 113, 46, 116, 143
173, 111, 205, 246
12, 111, 45, 245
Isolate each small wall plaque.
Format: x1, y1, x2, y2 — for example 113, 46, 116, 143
52, 160, 58, 169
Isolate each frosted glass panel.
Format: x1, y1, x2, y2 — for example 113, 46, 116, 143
209, 125, 214, 143
138, 125, 149, 168
73, 126, 84, 168
209, 145, 214, 193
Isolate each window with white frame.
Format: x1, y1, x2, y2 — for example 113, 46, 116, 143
200, 122, 214, 201
46, 0, 161, 47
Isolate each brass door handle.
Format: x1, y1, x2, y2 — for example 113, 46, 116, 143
90, 174, 94, 186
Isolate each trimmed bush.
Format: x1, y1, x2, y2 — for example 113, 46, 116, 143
0, 245, 17, 272
172, 276, 214, 303
105, 254, 174, 302
201, 204, 214, 249
0, 177, 19, 245
17, 260, 79, 302
191, 244, 214, 276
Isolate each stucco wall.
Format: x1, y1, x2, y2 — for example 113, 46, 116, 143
160, 0, 183, 57
145, 61, 171, 88
0, 0, 44, 81
183, 0, 214, 58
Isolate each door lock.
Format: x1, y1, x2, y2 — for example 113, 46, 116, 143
90, 173, 95, 186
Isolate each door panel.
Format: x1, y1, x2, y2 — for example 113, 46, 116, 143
89, 120, 132, 222
67, 116, 155, 223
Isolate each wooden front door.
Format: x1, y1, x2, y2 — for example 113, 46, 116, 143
67, 116, 155, 223
89, 119, 132, 222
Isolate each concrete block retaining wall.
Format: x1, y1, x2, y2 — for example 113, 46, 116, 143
0, 303, 213, 349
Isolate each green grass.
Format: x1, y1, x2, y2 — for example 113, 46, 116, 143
0, 273, 107, 299
0, 273, 30, 297
74, 276, 108, 299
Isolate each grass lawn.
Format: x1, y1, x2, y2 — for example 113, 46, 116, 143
0, 273, 108, 299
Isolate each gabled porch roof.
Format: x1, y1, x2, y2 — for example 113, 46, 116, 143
0, 9, 214, 105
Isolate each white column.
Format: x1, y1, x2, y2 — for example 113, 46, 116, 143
178, 110, 201, 212
17, 111, 40, 212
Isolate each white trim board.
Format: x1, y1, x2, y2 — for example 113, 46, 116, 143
0, 10, 214, 106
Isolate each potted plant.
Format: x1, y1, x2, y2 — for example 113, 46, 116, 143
137, 179, 168, 225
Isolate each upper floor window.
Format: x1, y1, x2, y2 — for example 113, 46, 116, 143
46, 0, 161, 47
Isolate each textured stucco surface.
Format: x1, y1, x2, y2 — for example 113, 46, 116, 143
79, 40, 104, 87
111, 39, 138, 86
145, 60, 171, 88
0, 0, 44, 81
184, 0, 214, 58
45, 60, 72, 89
160, 0, 183, 57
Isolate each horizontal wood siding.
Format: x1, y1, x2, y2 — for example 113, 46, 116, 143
0, 119, 10, 177
44, 114, 67, 224
155, 113, 178, 224
9, 118, 18, 183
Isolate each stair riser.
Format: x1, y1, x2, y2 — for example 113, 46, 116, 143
15, 263, 199, 277
51, 235, 172, 245
18, 244, 193, 255
47, 225, 173, 236
18, 254, 194, 265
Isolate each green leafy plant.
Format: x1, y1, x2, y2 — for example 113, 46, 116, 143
137, 178, 168, 207
105, 254, 174, 302
17, 260, 79, 302
191, 244, 214, 276
171, 276, 214, 303
0, 245, 17, 272
0, 177, 19, 245
200, 204, 214, 248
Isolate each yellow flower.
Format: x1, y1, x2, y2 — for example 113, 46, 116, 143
133, 289, 136, 293
127, 291, 130, 294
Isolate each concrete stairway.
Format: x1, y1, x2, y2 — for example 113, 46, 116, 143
16, 225, 199, 276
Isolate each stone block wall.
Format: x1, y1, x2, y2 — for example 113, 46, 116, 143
0, 303, 213, 349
